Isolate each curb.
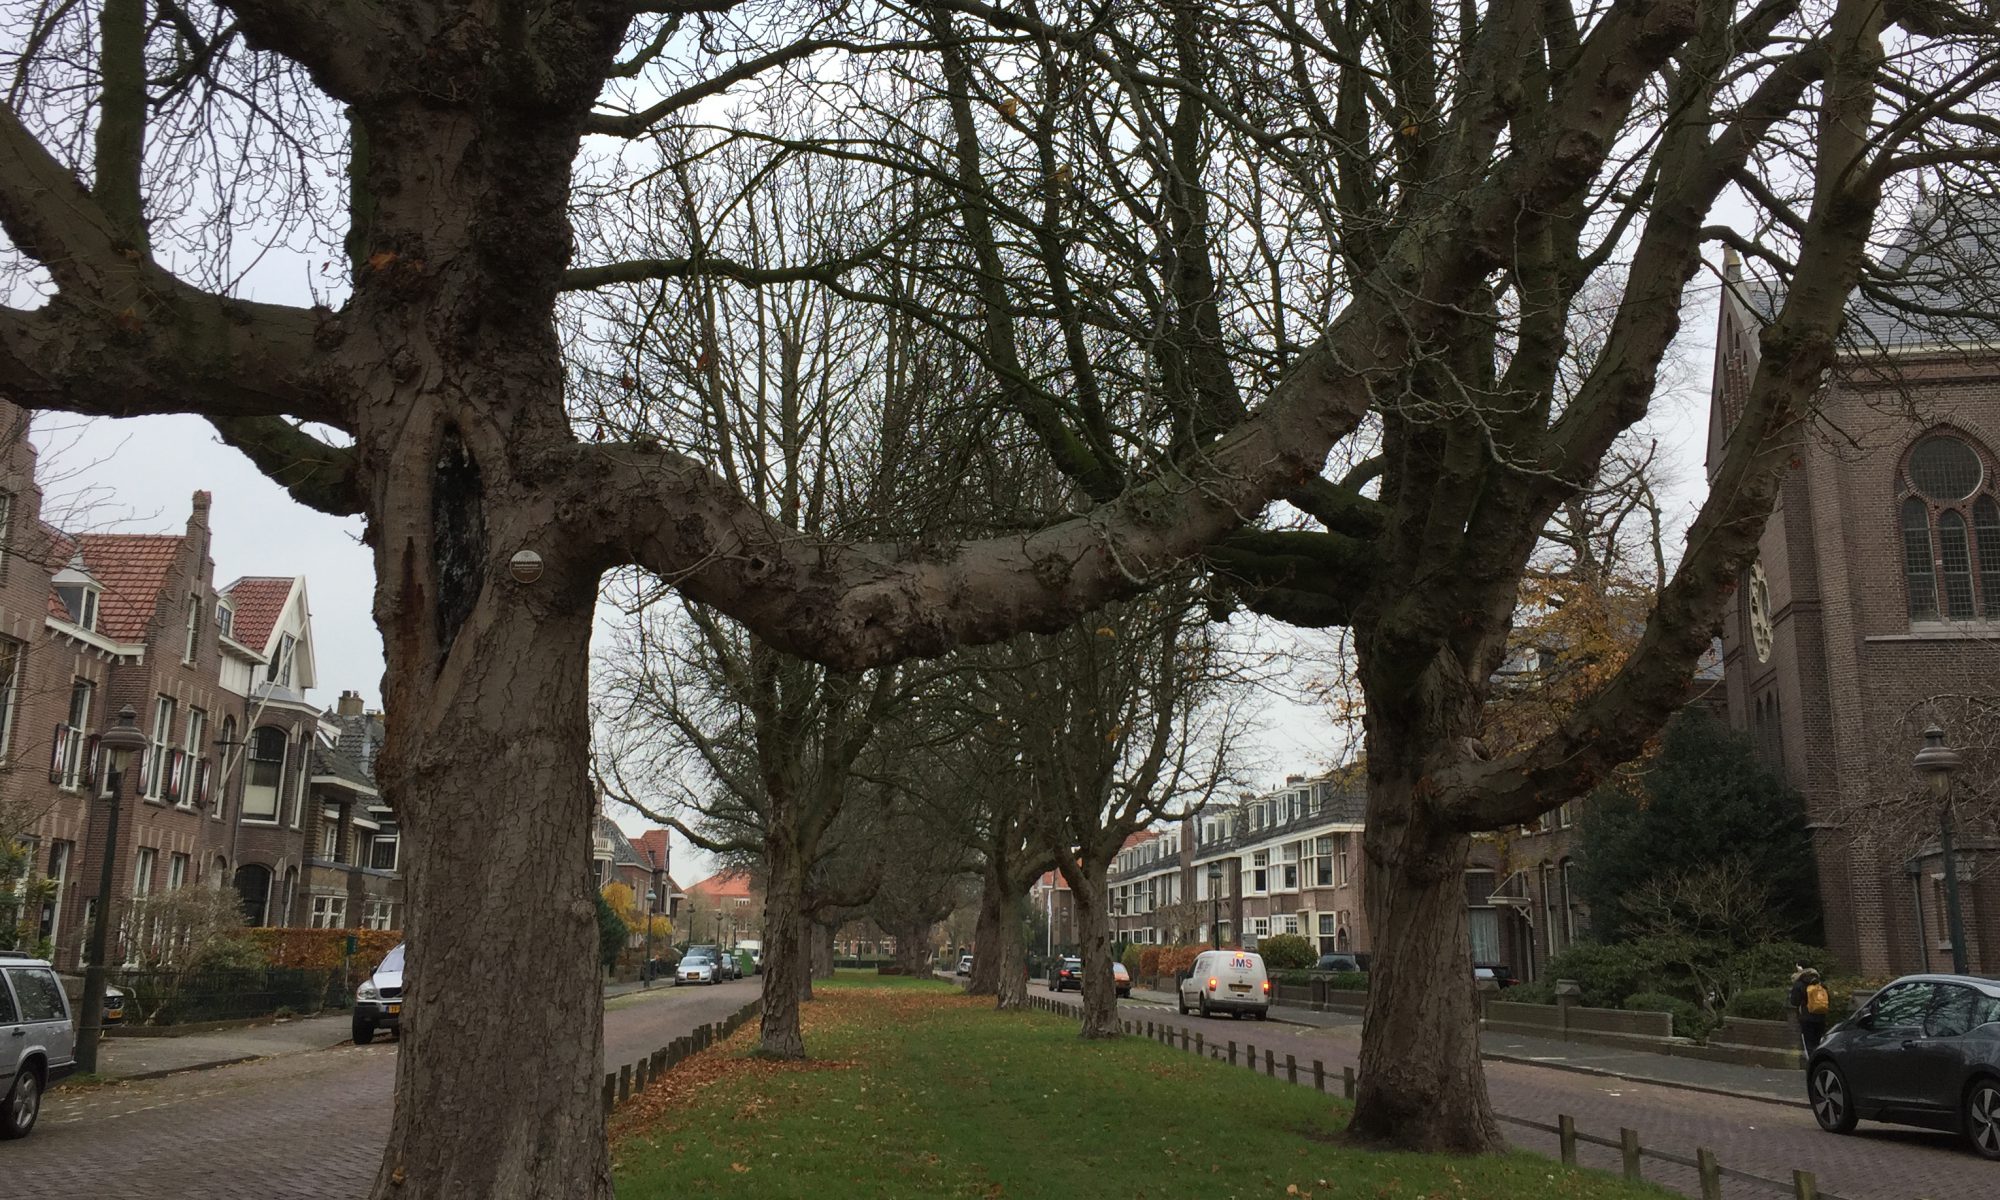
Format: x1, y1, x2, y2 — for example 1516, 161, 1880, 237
1479, 1051, 1809, 1110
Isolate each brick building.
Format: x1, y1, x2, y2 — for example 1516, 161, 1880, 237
0, 403, 400, 965
1710, 202, 2000, 978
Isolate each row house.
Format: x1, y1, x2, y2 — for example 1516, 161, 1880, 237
1190, 774, 1369, 954
0, 402, 401, 967
1108, 829, 1188, 945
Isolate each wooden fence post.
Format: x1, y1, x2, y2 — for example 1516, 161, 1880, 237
1247, 1043, 1256, 1069
1286, 1054, 1297, 1085
1228, 1040, 1237, 1065
633, 1059, 647, 1093
1313, 1061, 1324, 1092
1557, 1115, 1576, 1167
1265, 1049, 1275, 1077
1341, 1066, 1355, 1100
1195, 1032, 1203, 1056
1180, 1028, 1189, 1051
1620, 1128, 1640, 1181
601, 1073, 615, 1116
617, 1064, 632, 1105
1697, 1148, 1721, 1200
1792, 1169, 1817, 1200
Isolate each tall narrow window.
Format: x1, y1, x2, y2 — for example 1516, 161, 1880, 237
0, 637, 21, 762
183, 594, 203, 662
180, 708, 206, 808
61, 678, 93, 790
145, 696, 175, 800
1903, 497, 1939, 620
1977, 497, 2000, 620
243, 727, 286, 820
1939, 510, 1976, 619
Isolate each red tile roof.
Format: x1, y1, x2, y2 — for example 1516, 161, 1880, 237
1120, 830, 1159, 850
633, 830, 670, 872
70, 534, 185, 642
687, 869, 755, 901
220, 576, 294, 651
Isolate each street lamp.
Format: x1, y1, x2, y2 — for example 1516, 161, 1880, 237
1207, 862, 1223, 950
77, 706, 148, 1074
643, 888, 657, 988
1914, 724, 1968, 974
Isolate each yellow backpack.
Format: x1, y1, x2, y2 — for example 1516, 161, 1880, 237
1805, 982, 1830, 1016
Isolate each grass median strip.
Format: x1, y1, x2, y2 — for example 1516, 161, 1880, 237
613, 972, 1676, 1199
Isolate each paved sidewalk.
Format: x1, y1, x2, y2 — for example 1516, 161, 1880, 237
1127, 986, 1804, 1107
95, 1012, 353, 1082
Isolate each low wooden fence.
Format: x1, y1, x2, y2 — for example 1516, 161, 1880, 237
600, 996, 764, 1115
1024, 991, 1845, 1200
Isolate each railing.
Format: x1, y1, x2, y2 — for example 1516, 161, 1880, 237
111, 966, 345, 1026
601, 997, 764, 1115
1026, 990, 1842, 1200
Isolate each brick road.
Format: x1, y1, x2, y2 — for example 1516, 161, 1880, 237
4, 977, 761, 1199
1039, 983, 1998, 1200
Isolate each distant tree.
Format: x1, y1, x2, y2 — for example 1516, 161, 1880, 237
1574, 712, 1821, 945
595, 892, 629, 973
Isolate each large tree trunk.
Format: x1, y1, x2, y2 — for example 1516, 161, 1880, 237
967, 869, 1004, 994
1346, 656, 1503, 1153
372, 564, 608, 1197
892, 920, 932, 976
812, 920, 837, 979
758, 832, 809, 1058
993, 886, 1030, 1010
1071, 865, 1119, 1038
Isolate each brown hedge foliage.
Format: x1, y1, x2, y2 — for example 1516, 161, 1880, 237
1138, 946, 1162, 978
1158, 944, 1208, 978
248, 928, 403, 983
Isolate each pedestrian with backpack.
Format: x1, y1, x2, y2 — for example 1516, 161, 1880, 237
1791, 964, 1830, 1054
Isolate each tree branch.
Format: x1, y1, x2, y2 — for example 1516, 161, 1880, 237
207, 417, 364, 516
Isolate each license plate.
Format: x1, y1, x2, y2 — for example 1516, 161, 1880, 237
1230, 984, 1250, 992
387, 1004, 401, 1015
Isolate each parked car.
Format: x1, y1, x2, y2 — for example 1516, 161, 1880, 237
679, 945, 724, 985
352, 943, 405, 1045
54, 971, 126, 1026
1176, 949, 1271, 1020
1112, 961, 1133, 998
1807, 973, 2000, 1157
738, 940, 763, 975
956, 954, 974, 976
1312, 953, 1361, 974
1474, 962, 1519, 989
1050, 956, 1083, 991
2, 953, 77, 1139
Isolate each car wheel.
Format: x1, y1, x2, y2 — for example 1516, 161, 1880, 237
1178, 991, 1189, 1015
1808, 1060, 1857, 1134
353, 1020, 376, 1046
1965, 1079, 2000, 1159
2, 1066, 40, 1140
1255, 1009, 1268, 1021
1198, 993, 1210, 1018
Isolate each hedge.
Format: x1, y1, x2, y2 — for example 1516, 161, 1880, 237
1257, 933, 1316, 970
1123, 945, 1147, 979
1623, 991, 1709, 1039
248, 928, 402, 985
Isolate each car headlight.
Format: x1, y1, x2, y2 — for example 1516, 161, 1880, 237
357, 982, 379, 1002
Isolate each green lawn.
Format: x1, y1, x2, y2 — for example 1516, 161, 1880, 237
612, 980, 1673, 1199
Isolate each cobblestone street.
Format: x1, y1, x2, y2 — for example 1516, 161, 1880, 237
4, 978, 760, 1199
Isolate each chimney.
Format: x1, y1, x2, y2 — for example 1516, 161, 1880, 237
1285, 773, 1304, 785
338, 689, 365, 717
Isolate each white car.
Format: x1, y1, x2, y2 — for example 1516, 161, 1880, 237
956, 954, 974, 976
1177, 949, 1271, 1019
679, 946, 723, 985
352, 943, 405, 1045
2, 952, 77, 1139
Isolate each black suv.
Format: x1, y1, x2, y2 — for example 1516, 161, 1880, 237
1808, 973, 2000, 1157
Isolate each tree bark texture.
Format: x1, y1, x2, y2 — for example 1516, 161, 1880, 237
811, 921, 837, 980
891, 920, 932, 976
992, 887, 1030, 1010
967, 872, 1003, 995
1069, 865, 1119, 1038
758, 832, 809, 1058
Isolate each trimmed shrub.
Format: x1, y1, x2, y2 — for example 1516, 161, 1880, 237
1323, 970, 1369, 991
1542, 941, 1664, 1009
1623, 991, 1708, 1039
1258, 933, 1315, 970
1270, 968, 1316, 986
1158, 944, 1205, 979
1726, 942, 1839, 991
1137, 946, 1161, 978
1728, 986, 1791, 1022
1123, 945, 1147, 980
1504, 979, 1556, 1005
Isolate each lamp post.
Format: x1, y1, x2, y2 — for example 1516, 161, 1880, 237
642, 888, 657, 988
77, 706, 148, 1074
1207, 862, 1223, 950
1914, 724, 1968, 974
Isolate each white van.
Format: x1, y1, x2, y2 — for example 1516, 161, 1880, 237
1177, 949, 1271, 1019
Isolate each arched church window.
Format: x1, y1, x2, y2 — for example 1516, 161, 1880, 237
1900, 434, 2000, 623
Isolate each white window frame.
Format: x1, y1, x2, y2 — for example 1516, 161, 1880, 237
56, 583, 100, 632
133, 847, 156, 897
180, 708, 206, 808
370, 833, 399, 873
215, 602, 234, 640
41, 841, 72, 947
144, 696, 175, 800
320, 809, 341, 861
242, 727, 286, 821
60, 678, 93, 792
0, 636, 20, 763
168, 852, 188, 890
310, 895, 346, 929
183, 593, 203, 663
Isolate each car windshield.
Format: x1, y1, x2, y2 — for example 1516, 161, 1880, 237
684, 948, 716, 963
378, 945, 405, 974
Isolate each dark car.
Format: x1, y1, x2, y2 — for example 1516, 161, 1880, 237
1807, 973, 2000, 1157
1313, 953, 1361, 973
1050, 956, 1084, 992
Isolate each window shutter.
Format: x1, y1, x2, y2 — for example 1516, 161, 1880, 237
196, 757, 212, 808
49, 723, 67, 783
82, 733, 100, 789
165, 749, 185, 802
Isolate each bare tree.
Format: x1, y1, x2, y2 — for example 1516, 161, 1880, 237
5, 0, 1997, 1185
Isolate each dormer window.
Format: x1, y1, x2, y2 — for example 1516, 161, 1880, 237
266, 632, 297, 687
216, 602, 234, 640
54, 582, 100, 632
